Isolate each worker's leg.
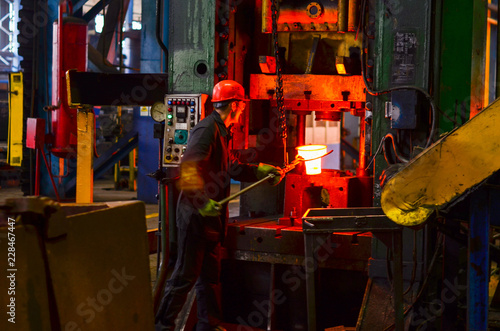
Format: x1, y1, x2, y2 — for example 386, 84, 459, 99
195, 241, 222, 331
155, 229, 206, 331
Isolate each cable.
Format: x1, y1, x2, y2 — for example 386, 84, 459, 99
382, 133, 409, 164
365, 134, 385, 170
382, 233, 444, 331
156, 0, 169, 74
365, 133, 407, 171
403, 230, 418, 296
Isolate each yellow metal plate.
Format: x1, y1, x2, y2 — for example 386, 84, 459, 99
381, 97, 500, 226
76, 111, 94, 203
8, 73, 23, 166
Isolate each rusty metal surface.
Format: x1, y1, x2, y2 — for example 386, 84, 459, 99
302, 207, 402, 232
262, 0, 340, 32
225, 219, 372, 271
250, 74, 365, 101
283, 171, 373, 218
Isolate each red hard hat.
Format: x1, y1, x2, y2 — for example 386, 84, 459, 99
212, 80, 249, 103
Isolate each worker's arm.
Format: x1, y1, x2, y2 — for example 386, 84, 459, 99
229, 155, 283, 186
178, 125, 214, 212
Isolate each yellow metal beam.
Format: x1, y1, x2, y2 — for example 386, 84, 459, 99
76, 110, 94, 203
8, 73, 23, 166
381, 97, 500, 226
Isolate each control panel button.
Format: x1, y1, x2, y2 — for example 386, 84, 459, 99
163, 94, 202, 167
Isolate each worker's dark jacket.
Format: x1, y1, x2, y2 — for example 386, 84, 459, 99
176, 111, 258, 241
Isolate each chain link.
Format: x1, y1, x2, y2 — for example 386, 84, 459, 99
271, 0, 287, 141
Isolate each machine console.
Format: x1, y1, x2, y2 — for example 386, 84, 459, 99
162, 93, 204, 167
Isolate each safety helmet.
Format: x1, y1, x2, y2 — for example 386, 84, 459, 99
212, 80, 249, 103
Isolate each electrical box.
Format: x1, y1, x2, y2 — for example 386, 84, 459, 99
385, 90, 417, 129
162, 94, 206, 167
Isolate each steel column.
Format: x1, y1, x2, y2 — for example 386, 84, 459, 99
467, 188, 489, 331
357, 113, 367, 177
392, 230, 404, 331
304, 233, 319, 331
76, 110, 94, 203
470, 0, 488, 117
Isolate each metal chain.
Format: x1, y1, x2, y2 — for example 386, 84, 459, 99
271, 0, 286, 139
271, 0, 288, 164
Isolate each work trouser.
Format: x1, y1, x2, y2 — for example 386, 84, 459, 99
155, 227, 221, 331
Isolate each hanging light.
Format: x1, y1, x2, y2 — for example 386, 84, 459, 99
296, 145, 327, 175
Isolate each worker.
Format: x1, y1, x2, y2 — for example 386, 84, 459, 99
155, 80, 283, 331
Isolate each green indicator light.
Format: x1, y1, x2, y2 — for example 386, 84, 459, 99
167, 114, 173, 119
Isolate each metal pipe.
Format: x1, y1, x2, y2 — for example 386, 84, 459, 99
153, 121, 169, 311
40, 147, 61, 202
153, 181, 168, 314
58, 1, 64, 108
217, 156, 308, 206
156, 0, 169, 70
35, 149, 40, 196
217, 173, 276, 206
357, 113, 368, 176
348, 0, 358, 32
153, 122, 166, 312
338, 0, 348, 32
296, 113, 306, 146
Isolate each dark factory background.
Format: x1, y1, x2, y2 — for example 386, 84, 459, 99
1, 0, 500, 330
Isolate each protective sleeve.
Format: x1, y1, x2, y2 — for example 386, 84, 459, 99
228, 154, 259, 183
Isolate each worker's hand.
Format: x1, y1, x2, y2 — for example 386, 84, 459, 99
198, 199, 222, 217
256, 163, 283, 186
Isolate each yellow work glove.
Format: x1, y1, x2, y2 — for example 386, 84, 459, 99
198, 199, 222, 217
256, 163, 283, 186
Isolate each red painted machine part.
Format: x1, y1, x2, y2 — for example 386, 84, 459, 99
51, 17, 88, 158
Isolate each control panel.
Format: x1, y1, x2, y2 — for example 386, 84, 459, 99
162, 94, 205, 167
